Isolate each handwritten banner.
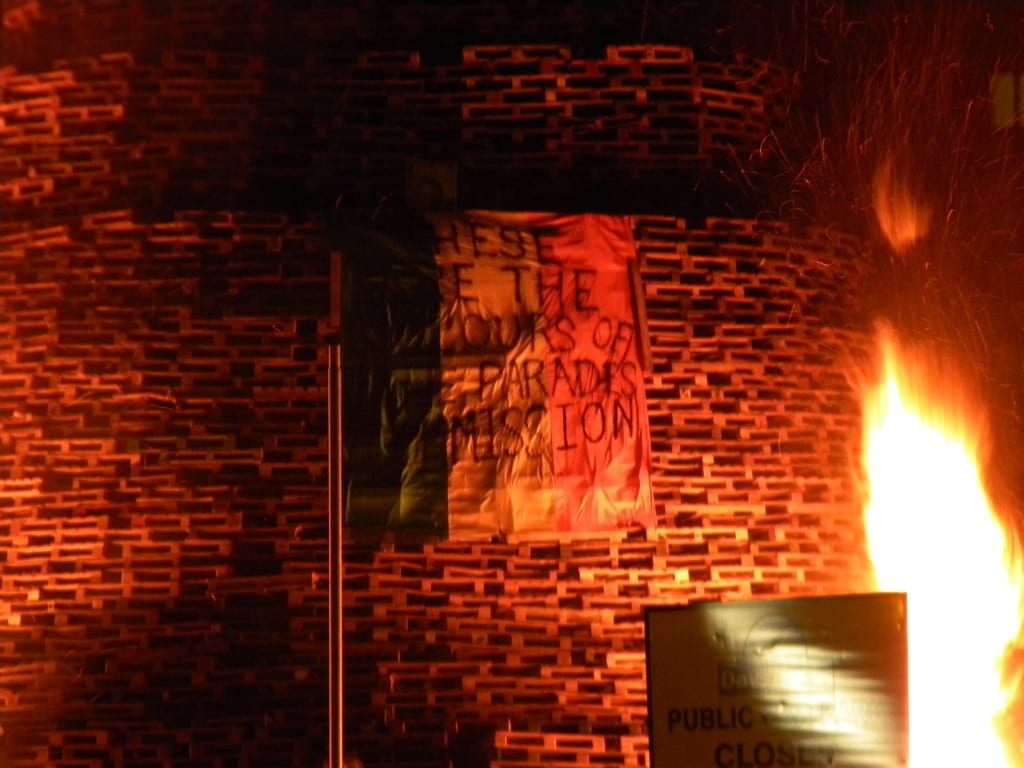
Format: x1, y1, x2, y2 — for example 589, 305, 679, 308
435, 213, 654, 538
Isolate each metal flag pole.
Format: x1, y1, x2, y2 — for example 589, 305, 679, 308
328, 250, 344, 768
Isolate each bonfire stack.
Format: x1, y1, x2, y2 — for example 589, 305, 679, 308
0, 2, 872, 767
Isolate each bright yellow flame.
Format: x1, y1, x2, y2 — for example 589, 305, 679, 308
863, 329, 1022, 767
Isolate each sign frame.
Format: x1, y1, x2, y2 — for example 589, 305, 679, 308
644, 593, 908, 768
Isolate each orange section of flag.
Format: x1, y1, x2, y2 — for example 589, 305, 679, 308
436, 213, 653, 539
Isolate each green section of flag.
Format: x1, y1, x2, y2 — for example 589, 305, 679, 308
334, 213, 448, 535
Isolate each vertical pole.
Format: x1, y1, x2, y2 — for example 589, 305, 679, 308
328, 251, 344, 768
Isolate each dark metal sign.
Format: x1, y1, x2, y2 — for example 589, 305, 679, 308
645, 594, 907, 768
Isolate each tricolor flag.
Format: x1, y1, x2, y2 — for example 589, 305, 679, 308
341, 212, 654, 539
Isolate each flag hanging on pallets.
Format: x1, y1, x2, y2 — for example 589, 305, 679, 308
339, 211, 654, 539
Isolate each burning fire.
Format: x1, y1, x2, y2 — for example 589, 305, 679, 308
872, 158, 929, 253
862, 327, 1023, 767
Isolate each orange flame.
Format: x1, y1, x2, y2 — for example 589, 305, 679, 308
862, 328, 1023, 767
872, 158, 929, 252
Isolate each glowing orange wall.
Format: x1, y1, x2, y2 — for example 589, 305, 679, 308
0, 3, 872, 766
